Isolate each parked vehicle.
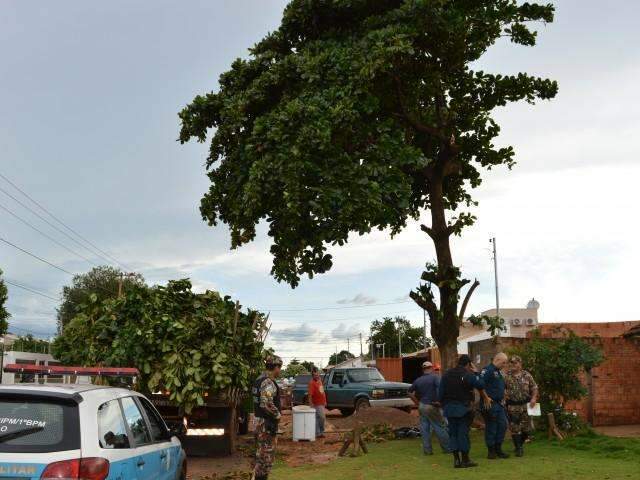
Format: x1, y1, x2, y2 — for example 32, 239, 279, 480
0, 384, 187, 479
292, 368, 412, 416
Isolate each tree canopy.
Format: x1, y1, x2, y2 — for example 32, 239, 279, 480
52, 279, 268, 413
512, 330, 604, 410
282, 358, 309, 378
368, 316, 431, 358
328, 350, 355, 366
0, 269, 9, 336
179, 0, 557, 367
56, 265, 145, 333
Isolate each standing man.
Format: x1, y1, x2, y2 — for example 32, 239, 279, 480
408, 361, 450, 455
308, 366, 327, 438
439, 354, 485, 468
480, 352, 510, 460
252, 355, 283, 480
505, 355, 538, 457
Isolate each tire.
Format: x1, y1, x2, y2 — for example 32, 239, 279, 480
340, 408, 354, 417
355, 398, 370, 413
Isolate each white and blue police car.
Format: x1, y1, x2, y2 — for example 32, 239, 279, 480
0, 384, 187, 479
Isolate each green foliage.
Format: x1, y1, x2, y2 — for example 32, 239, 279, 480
9, 334, 50, 353
282, 358, 309, 378
56, 266, 145, 332
328, 350, 355, 366
52, 279, 268, 414
0, 269, 9, 336
300, 360, 316, 372
179, 0, 557, 287
368, 316, 431, 358
467, 314, 506, 337
511, 330, 604, 418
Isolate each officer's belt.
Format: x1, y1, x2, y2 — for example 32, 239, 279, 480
506, 398, 531, 406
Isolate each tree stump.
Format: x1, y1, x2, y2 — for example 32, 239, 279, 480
547, 413, 564, 440
338, 427, 369, 457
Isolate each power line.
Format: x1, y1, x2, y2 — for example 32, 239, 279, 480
0, 236, 75, 276
264, 300, 412, 312
269, 308, 419, 324
0, 201, 99, 267
0, 175, 130, 270
0, 184, 117, 267
4, 280, 60, 302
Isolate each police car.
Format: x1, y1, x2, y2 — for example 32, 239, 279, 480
0, 384, 187, 479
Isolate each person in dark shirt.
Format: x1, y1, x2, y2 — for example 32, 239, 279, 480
480, 352, 510, 459
438, 354, 485, 468
409, 361, 450, 455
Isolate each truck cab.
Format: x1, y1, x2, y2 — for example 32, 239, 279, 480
293, 367, 413, 416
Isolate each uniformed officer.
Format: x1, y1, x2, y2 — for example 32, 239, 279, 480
505, 355, 538, 457
480, 352, 510, 459
438, 354, 485, 468
252, 355, 283, 480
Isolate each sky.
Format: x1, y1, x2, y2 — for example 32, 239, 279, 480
1, 1, 639, 365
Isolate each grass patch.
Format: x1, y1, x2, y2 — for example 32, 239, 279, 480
273, 431, 640, 480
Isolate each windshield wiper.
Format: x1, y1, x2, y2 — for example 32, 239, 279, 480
0, 426, 44, 443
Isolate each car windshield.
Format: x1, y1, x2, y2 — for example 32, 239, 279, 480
0, 396, 80, 454
347, 369, 385, 383
294, 375, 312, 387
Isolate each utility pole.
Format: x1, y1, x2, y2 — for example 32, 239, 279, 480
371, 341, 374, 361
347, 338, 350, 353
117, 272, 137, 298
398, 324, 402, 358
335, 345, 338, 367
490, 237, 500, 318
359, 333, 363, 357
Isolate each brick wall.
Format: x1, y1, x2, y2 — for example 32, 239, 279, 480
468, 331, 640, 426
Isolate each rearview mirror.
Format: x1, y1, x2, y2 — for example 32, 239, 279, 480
167, 421, 187, 438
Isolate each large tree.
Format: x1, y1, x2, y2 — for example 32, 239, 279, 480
56, 266, 145, 332
328, 350, 355, 366
0, 269, 9, 336
368, 316, 431, 358
179, 1, 557, 367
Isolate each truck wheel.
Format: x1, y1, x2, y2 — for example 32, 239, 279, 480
340, 408, 354, 417
355, 398, 370, 413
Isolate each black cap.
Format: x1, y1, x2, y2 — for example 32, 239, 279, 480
458, 354, 472, 367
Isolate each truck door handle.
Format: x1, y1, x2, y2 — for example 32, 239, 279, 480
137, 459, 145, 467
160, 451, 167, 459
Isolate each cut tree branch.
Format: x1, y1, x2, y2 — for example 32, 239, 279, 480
458, 279, 480, 325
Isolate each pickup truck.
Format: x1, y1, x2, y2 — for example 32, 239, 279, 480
291, 367, 413, 416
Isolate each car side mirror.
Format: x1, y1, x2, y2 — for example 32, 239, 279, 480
167, 421, 187, 438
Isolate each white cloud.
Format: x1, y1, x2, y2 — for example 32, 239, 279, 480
336, 293, 378, 305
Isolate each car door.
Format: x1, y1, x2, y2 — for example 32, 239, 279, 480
121, 396, 161, 480
97, 398, 137, 479
135, 396, 177, 480
325, 370, 348, 407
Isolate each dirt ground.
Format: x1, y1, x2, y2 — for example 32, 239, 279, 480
186, 408, 419, 479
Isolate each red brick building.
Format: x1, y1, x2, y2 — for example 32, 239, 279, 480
469, 321, 640, 426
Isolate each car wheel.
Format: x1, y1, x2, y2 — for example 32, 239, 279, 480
340, 408, 354, 417
355, 398, 370, 413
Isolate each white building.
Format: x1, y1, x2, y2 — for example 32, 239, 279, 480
457, 298, 540, 354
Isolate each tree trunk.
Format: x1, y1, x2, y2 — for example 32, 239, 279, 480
429, 178, 460, 370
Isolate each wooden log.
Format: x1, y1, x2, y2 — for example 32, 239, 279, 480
353, 428, 362, 456
338, 436, 352, 457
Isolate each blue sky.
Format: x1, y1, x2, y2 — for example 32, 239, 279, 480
2, 1, 639, 364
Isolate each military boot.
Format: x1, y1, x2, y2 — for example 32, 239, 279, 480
495, 443, 510, 459
513, 434, 524, 457
453, 451, 462, 468
487, 446, 497, 459
461, 452, 478, 468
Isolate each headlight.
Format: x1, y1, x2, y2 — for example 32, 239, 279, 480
371, 389, 386, 398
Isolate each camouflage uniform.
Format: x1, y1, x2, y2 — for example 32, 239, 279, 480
252, 371, 281, 480
505, 370, 537, 435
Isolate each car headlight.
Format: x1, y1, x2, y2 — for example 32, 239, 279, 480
371, 389, 386, 398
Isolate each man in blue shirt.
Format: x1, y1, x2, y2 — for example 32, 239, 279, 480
409, 361, 450, 455
480, 352, 510, 459
439, 355, 485, 468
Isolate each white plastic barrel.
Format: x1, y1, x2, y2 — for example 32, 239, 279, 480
292, 405, 316, 442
